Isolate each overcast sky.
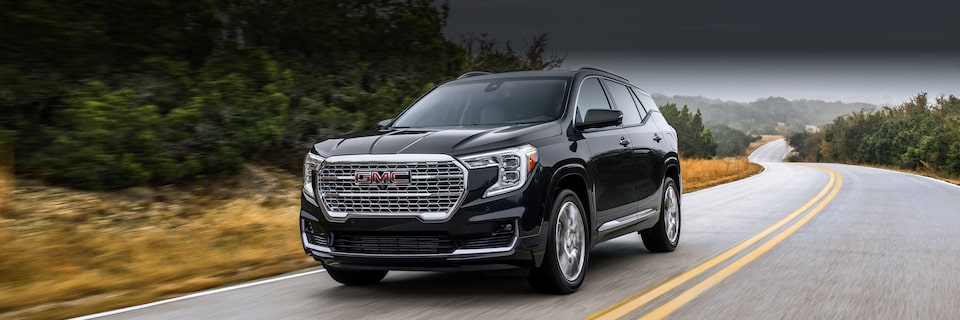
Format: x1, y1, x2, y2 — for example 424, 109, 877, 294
442, 0, 960, 105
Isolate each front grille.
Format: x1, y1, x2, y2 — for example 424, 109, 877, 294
316, 160, 465, 217
333, 233, 456, 254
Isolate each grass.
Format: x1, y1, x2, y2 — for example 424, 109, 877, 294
0, 152, 764, 319
680, 157, 763, 193
0, 167, 9, 220
0, 166, 315, 319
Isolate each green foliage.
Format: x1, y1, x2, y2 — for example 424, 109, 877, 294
709, 123, 760, 157
786, 93, 960, 176
786, 131, 824, 162
660, 103, 718, 158
42, 82, 164, 189
0, 0, 563, 190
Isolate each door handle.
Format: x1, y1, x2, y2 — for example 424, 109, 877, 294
619, 137, 631, 146
653, 134, 662, 143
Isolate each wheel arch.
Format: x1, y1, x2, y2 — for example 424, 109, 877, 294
663, 154, 681, 195
546, 163, 593, 244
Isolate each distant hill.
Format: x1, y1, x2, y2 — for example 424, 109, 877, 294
653, 94, 876, 134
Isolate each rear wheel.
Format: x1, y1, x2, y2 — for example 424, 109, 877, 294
529, 190, 588, 294
641, 177, 680, 252
323, 263, 388, 286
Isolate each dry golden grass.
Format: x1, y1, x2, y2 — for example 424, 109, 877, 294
0, 167, 9, 219
681, 157, 763, 193
0, 139, 10, 218
0, 166, 316, 319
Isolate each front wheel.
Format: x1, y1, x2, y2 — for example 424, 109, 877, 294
529, 189, 589, 294
323, 263, 388, 286
640, 177, 681, 252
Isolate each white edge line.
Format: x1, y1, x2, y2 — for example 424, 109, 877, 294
71, 269, 327, 320
840, 164, 960, 191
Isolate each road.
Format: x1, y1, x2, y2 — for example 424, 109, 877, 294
79, 140, 960, 319
748, 138, 793, 163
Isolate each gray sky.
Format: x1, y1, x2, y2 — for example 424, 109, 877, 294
443, 0, 960, 105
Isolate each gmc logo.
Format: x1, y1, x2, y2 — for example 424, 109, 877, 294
355, 171, 410, 184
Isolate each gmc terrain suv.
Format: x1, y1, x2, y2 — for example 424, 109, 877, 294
300, 67, 681, 294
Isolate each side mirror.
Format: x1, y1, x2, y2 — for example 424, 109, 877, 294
576, 109, 623, 130
376, 118, 394, 130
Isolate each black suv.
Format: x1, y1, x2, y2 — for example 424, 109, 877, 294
300, 67, 681, 294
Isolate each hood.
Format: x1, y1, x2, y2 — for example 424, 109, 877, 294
312, 122, 560, 157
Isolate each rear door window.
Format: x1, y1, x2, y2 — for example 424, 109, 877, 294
602, 80, 644, 126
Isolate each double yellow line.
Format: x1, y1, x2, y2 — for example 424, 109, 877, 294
589, 165, 843, 320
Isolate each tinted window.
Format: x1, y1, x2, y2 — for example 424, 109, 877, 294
603, 80, 644, 126
393, 78, 568, 127
577, 78, 611, 120
633, 88, 660, 112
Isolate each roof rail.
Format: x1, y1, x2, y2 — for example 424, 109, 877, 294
456, 71, 493, 79
577, 66, 629, 82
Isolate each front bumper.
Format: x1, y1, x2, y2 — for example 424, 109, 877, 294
299, 183, 549, 271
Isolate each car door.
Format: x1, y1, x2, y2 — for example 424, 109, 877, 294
604, 80, 662, 212
576, 78, 642, 225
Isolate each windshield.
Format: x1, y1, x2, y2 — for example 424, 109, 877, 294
392, 78, 568, 128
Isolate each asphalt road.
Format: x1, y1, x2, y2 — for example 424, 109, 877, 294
748, 138, 793, 163
79, 141, 960, 320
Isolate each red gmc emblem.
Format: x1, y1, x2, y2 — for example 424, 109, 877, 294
355, 171, 410, 184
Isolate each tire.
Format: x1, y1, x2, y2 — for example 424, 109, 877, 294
529, 189, 589, 294
641, 177, 681, 252
323, 263, 388, 286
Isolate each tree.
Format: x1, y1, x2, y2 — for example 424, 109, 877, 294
460, 33, 565, 73
787, 93, 960, 177
660, 103, 717, 158
709, 123, 760, 157
0, 0, 567, 189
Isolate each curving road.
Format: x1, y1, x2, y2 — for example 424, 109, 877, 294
78, 141, 960, 320
748, 138, 793, 163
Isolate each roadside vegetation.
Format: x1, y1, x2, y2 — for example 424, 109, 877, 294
0, 165, 311, 319
659, 103, 761, 158
787, 94, 960, 180
680, 157, 761, 193
0, 0, 563, 190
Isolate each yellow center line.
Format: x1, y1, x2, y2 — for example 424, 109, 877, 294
639, 165, 843, 319
588, 166, 838, 320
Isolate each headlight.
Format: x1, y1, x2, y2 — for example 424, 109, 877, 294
303, 152, 325, 198
459, 144, 538, 197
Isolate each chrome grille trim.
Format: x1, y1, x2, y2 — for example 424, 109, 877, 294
315, 154, 468, 221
